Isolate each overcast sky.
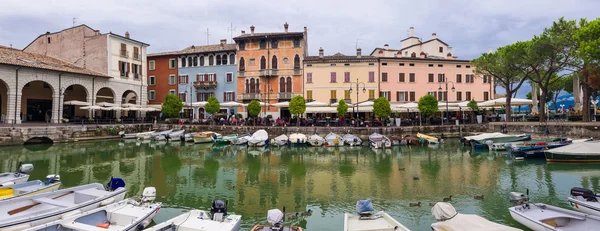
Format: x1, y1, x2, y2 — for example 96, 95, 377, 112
1, 0, 597, 97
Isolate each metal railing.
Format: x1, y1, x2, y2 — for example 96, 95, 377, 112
193, 81, 218, 89
240, 93, 262, 100
120, 50, 128, 58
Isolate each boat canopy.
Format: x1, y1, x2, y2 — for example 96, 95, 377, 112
546, 142, 600, 155
431, 202, 522, 231
267, 209, 283, 226
252, 130, 269, 141
464, 132, 512, 141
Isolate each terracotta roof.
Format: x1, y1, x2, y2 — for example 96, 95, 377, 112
233, 32, 303, 40
400, 38, 449, 51
400, 36, 420, 42
0, 45, 109, 77
148, 44, 236, 57
304, 54, 378, 62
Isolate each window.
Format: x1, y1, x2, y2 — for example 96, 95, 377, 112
399, 63, 405, 66
119, 61, 128, 77
209, 55, 214, 66
380, 91, 391, 101
224, 92, 235, 101
169, 59, 176, 69
169, 90, 176, 95
438, 73, 445, 82
148, 90, 156, 100
466, 91, 472, 100
404, 51, 408, 56
483, 75, 491, 83
260, 40, 267, 49
409, 91, 416, 101
466, 74, 474, 83
369, 63, 374, 66
188, 57, 193, 66
398, 73, 405, 82
396, 91, 408, 102
428, 73, 434, 83
344, 90, 350, 100
193, 57, 198, 66
120, 43, 127, 57
411, 52, 416, 57
330, 64, 336, 66
271, 40, 278, 48
222, 54, 228, 65
456, 91, 462, 101
169, 75, 176, 85
466, 65, 471, 68
368, 72, 375, 82
439, 47, 443, 53
181, 57, 186, 67
330, 72, 337, 82
368, 90, 375, 99
239, 57, 245, 71
484, 91, 489, 101
437, 91, 447, 101
216, 55, 222, 65
260, 56, 266, 70
294, 55, 300, 69
293, 39, 300, 48
428, 64, 434, 67
409, 63, 415, 67
456, 74, 462, 83
148, 76, 156, 85
178, 75, 188, 84
47, 37, 51, 43
330, 90, 337, 100
409, 73, 416, 82
178, 93, 187, 102
200, 56, 205, 66
272, 56, 278, 69
226, 73, 233, 82
149, 60, 155, 70
307, 73, 313, 83
344, 72, 350, 83
230, 54, 235, 64
381, 73, 388, 82
307, 90, 313, 100
456, 65, 462, 68
239, 42, 245, 50
438, 64, 443, 67
382, 63, 388, 66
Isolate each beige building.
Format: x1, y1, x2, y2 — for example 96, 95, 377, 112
371, 27, 456, 60
303, 48, 379, 116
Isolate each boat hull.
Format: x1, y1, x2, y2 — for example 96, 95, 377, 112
194, 137, 214, 144
344, 211, 410, 231
546, 153, 600, 162
308, 140, 325, 147
146, 210, 242, 231
568, 197, 600, 217
0, 174, 29, 185
248, 141, 266, 147
0, 182, 61, 201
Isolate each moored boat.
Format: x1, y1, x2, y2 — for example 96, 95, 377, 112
417, 133, 439, 144
0, 175, 60, 201
231, 134, 250, 145
136, 131, 156, 140
152, 129, 173, 141
182, 133, 194, 142
146, 200, 241, 231
248, 130, 269, 147
250, 208, 302, 231
0, 163, 33, 185
271, 134, 289, 147
343, 134, 362, 146
545, 142, 600, 162
344, 199, 410, 231
471, 134, 531, 150
307, 134, 325, 147
568, 187, 600, 217
325, 132, 343, 147
431, 202, 521, 231
369, 133, 391, 149
193, 131, 218, 144
119, 131, 137, 139
214, 133, 232, 145
389, 135, 401, 146
401, 135, 420, 145
167, 130, 185, 141
289, 133, 307, 146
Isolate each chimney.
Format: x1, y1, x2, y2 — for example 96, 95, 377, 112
409, 27, 414, 37
241, 30, 245, 35
220, 39, 227, 47
125, 31, 130, 38
250, 25, 255, 35
384, 44, 389, 49
432, 33, 437, 40
284, 22, 289, 32
319, 47, 324, 58
357, 48, 362, 58
304, 26, 307, 33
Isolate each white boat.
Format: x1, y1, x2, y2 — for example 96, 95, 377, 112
0, 175, 61, 201
270, 135, 289, 147
231, 134, 250, 145
509, 191, 600, 231
193, 132, 218, 144
119, 131, 137, 139
0, 163, 33, 185
248, 130, 268, 147
369, 133, 391, 149
183, 133, 194, 142
343, 134, 362, 146
431, 202, 521, 231
152, 130, 173, 141
146, 200, 241, 231
250, 208, 302, 231
0, 178, 127, 230
325, 132, 343, 147
344, 199, 410, 231
568, 187, 600, 217
25, 187, 161, 231
136, 131, 156, 140
308, 134, 325, 147
167, 130, 185, 141
289, 133, 307, 145
463, 132, 513, 142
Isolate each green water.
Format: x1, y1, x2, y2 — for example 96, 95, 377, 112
2, 139, 600, 230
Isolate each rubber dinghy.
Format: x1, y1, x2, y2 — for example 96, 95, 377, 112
0, 175, 61, 201
0, 163, 34, 185
147, 199, 241, 231
24, 187, 161, 231
344, 199, 410, 231
0, 178, 127, 230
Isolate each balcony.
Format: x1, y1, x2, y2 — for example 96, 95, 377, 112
330, 98, 338, 104
278, 92, 296, 100
294, 69, 301, 75
120, 72, 128, 78
344, 99, 352, 104
259, 69, 278, 77
240, 93, 262, 100
133, 73, 140, 79
133, 53, 140, 60
193, 81, 217, 89
238, 71, 245, 77
120, 50, 128, 58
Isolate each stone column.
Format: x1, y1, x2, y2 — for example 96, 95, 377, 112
116, 102, 122, 119
531, 82, 538, 113
52, 96, 60, 123
5, 91, 15, 124
14, 92, 22, 124
87, 95, 93, 118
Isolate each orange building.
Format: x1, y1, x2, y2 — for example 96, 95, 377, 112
147, 54, 178, 105
234, 23, 307, 118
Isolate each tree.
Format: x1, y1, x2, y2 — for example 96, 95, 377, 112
562, 74, 574, 94
205, 96, 220, 115
247, 100, 261, 125
289, 95, 306, 126
337, 99, 348, 118
373, 97, 391, 123
574, 18, 600, 121
161, 94, 183, 118
472, 41, 531, 122
548, 74, 567, 111
467, 99, 479, 123
418, 95, 438, 124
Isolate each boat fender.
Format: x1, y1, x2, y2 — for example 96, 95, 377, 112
100, 197, 115, 206
62, 210, 81, 219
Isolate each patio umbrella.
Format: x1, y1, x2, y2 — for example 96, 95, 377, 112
122, 103, 140, 108
306, 101, 328, 107
96, 102, 118, 107
105, 106, 128, 111
271, 102, 290, 107
480, 97, 532, 107
220, 101, 243, 107
357, 101, 374, 107
331, 102, 354, 107
80, 105, 104, 110
191, 101, 207, 107
63, 100, 91, 106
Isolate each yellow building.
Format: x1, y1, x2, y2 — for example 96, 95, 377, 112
303, 48, 378, 117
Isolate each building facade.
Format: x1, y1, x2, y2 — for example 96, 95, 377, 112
147, 54, 178, 105
233, 23, 307, 118
23, 25, 149, 118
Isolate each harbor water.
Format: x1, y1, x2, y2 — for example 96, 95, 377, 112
2, 139, 599, 230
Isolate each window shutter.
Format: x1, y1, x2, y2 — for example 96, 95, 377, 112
396, 92, 400, 101
118, 61, 122, 72
444, 91, 448, 101
127, 62, 130, 73
224, 92, 227, 102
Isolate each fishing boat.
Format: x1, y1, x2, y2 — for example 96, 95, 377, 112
461, 132, 513, 145
136, 131, 156, 140
509, 191, 600, 231
401, 135, 420, 145
248, 130, 269, 147
119, 131, 137, 139
24, 187, 161, 231
369, 133, 391, 149
270, 135, 289, 147
214, 133, 234, 145
567, 187, 600, 217
325, 132, 343, 147
307, 134, 325, 147
417, 133, 439, 144
431, 202, 521, 231
545, 142, 600, 162
231, 134, 250, 145
146, 200, 241, 231
182, 133, 194, 142
250, 208, 302, 231
0, 175, 61, 201
344, 199, 410, 231
167, 130, 185, 141
0, 163, 33, 185
0, 178, 127, 230
343, 134, 362, 146
152, 129, 173, 141
471, 134, 531, 150
289, 133, 308, 146
193, 131, 218, 144
389, 135, 402, 146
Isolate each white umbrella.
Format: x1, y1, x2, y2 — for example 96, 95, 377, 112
306, 101, 328, 107
105, 106, 128, 111
122, 103, 140, 108
357, 101, 374, 107
145, 107, 160, 112
480, 97, 532, 107
63, 100, 90, 106
96, 102, 118, 107
192, 101, 207, 107
396, 102, 420, 112
271, 102, 290, 107
80, 105, 104, 110
438, 101, 459, 107
331, 102, 354, 107
220, 101, 243, 107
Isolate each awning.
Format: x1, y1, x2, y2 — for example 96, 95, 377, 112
305, 106, 372, 113
63, 100, 91, 106
272, 102, 290, 107
80, 105, 104, 110
306, 101, 328, 107
480, 97, 532, 107
220, 101, 243, 107
96, 102, 118, 107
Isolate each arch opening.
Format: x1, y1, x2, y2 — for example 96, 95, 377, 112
63, 84, 89, 119
21, 80, 53, 122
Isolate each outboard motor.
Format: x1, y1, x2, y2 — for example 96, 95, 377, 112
106, 177, 126, 191
45, 174, 60, 184
486, 140, 494, 151
571, 187, 598, 202
119, 131, 125, 139
142, 187, 157, 202
266, 209, 284, 231
17, 163, 34, 175
509, 191, 529, 205
211, 199, 228, 221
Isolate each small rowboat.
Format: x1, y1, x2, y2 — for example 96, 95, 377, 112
344, 199, 410, 231
136, 131, 156, 140
146, 200, 241, 231
0, 175, 60, 201
308, 134, 325, 147
250, 208, 302, 231
248, 130, 269, 147
271, 135, 289, 147
0, 163, 33, 185
343, 134, 362, 146
325, 132, 343, 147
289, 133, 307, 146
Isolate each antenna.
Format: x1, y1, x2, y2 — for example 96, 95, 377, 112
73, 17, 78, 27
227, 23, 237, 41
355, 38, 361, 50
205, 28, 210, 45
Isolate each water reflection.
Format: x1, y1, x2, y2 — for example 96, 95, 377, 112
3, 140, 600, 230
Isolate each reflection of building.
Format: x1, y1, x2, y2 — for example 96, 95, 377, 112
22, 25, 150, 119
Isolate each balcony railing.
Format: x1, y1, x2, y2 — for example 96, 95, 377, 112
344, 99, 352, 104
238, 71, 245, 77
240, 93, 261, 100
120, 72, 128, 77
133, 53, 140, 60
330, 98, 338, 104
259, 69, 278, 77
294, 69, 301, 75
193, 81, 217, 89
278, 92, 296, 100
120, 50, 128, 58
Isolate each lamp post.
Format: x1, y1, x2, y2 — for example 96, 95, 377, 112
348, 78, 366, 121
438, 79, 455, 125
593, 99, 599, 122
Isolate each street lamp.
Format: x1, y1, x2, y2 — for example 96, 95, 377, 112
348, 78, 366, 121
438, 78, 455, 125
592, 99, 599, 122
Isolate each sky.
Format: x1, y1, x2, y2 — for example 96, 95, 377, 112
1, 0, 597, 97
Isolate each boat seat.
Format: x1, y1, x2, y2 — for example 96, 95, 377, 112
61, 222, 118, 231
32, 197, 74, 207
